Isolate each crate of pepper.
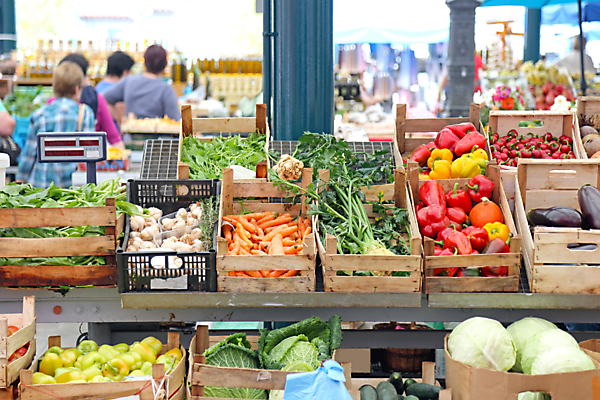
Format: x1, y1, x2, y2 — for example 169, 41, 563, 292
408, 163, 521, 293
514, 159, 600, 294
116, 179, 220, 293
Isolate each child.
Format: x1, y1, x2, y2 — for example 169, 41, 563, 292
17, 61, 95, 188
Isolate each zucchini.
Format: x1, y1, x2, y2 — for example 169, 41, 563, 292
404, 378, 417, 391
376, 381, 398, 400
359, 384, 378, 400
405, 382, 441, 400
404, 396, 419, 400
397, 395, 405, 400
388, 372, 404, 395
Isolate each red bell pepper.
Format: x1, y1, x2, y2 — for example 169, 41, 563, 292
419, 180, 447, 212
446, 122, 477, 139
410, 142, 436, 166
447, 207, 468, 231
434, 245, 443, 256
415, 201, 427, 213
462, 226, 489, 251
436, 227, 455, 243
435, 128, 460, 153
417, 205, 450, 238
443, 231, 473, 255
466, 175, 494, 203
480, 237, 511, 277
454, 131, 487, 156
434, 248, 458, 276
446, 183, 473, 213
456, 267, 480, 277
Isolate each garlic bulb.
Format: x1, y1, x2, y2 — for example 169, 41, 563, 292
191, 228, 202, 241
161, 218, 175, 230
140, 241, 157, 250
130, 215, 146, 232
148, 207, 163, 221
173, 219, 186, 230
140, 224, 160, 240
176, 208, 188, 219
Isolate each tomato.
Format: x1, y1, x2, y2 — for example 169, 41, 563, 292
7, 325, 19, 336
8, 347, 27, 363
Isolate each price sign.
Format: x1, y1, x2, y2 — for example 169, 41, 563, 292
37, 132, 107, 184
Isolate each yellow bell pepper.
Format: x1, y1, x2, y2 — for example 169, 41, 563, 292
419, 174, 431, 181
483, 222, 510, 242
427, 148, 453, 170
468, 147, 489, 161
451, 155, 485, 179
429, 160, 452, 180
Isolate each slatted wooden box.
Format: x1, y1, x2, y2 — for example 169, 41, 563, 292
0, 296, 35, 389
576, 96, 600, 159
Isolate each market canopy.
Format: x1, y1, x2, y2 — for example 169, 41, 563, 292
482, 0, 600, 7
543, 2, 600, 24
333, 26, 449, 45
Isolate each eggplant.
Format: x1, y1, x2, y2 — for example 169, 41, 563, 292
578, 184, 600, 230
527, 206, 582, 228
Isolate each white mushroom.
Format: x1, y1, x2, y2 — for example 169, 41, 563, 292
186, 216, 197, 226
173, 220, 186, 230
148, 207, 163, 221
140, 241, 157, 250
191, 228, 202, 241
129, 231, 141, 239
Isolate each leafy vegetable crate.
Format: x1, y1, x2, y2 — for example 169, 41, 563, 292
514, 159, 600, 293
117, 179, 220, 293
394, 103, 484, 162
0, 198, 123, 288
0, 296, 35, 389
217, 167, 316, 292
316, 169, 423, 293
487, 110, 583, 208
20, 332, 186, 400
409, 164, 522, 293
576, 96, 600, 159
177, 103, 270, 180
445, 336, 600, 400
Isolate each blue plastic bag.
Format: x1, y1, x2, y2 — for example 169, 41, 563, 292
283, 360, 353, 400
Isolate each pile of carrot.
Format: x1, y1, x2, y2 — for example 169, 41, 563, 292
222, 211, 312, 278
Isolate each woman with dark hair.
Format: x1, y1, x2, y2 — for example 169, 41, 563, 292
103, 45, 181, 121
48, 53, 125, 150
96, 51, 135, 93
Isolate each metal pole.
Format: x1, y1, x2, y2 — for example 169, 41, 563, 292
578, 0, 587, 95
262, 0, 272, 132
524, 8, 541, 63
273, 0, 333, 140
0, 0, 16, 54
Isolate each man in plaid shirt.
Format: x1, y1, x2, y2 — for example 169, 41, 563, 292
17, 61, 95, 188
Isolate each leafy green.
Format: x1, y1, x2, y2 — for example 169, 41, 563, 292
4, 86, 43, 117
267, 335, 319, 370
203, 333, 267, 399
181, 132, 267, 179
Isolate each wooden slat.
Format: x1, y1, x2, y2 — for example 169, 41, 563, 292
424, 253, 520, 268
191, 364, 295, 390
0, 236, 115, 257
222, 168, 234, 216
323, 275, 421, 293
232, 182, 291, 198
192, 118, 257, 135
425, 276, 519, 293
218, 276, 315, 293
181, 104, 193, 137
5, 340, 35, 389
217, 255, 314, 271
4, 318, 35, 359
0, 266, 117, 287
255, 104, 267, 134
406, 117, 470, 133
0, 206, 115, 228
322, 254, 421, 272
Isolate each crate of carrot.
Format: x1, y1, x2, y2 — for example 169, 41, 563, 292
216, 167, 316, 292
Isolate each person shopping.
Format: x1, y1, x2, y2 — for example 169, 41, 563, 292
16, 61, 95, 188
96, 51, 134, 93
104, 45, 181, 121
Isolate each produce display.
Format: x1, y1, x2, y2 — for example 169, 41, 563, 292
180, 132, 267, 179
33, 336, 181, 384
201, 315, 341, 399
409, 122, 489, 180
488, 129, 576, 167
120, 114, 180, 133
448, 316, 597, 400
579, 113, 600, 158
6, 325, 30, 365
520, 61, 576, 110
358, 374, 441, 400
4, 86, 44, 117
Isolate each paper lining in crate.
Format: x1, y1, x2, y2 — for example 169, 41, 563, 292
487, 110, 583, 210
576, 96, 600, 159
0, 198, 123, 288
177, 103, 270, 180
316, 169, 423, 293
216, 167, 316, 292
19, 332, 186, 400
0, 297, 36, 389
408, 163, 521, 293
394, 103, 484, 164
514, 159, 600, 294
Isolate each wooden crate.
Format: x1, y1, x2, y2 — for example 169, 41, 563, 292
20, 332, 186, 400
408, 164, 522, 293
0, 297, 36, 389
217, 167, 316, 292
576, 96, 600, 159
394, 103, 484, 163
187, 326, 348, 400
316, 169, 423, 293
514, 159, 600, 293
177, 103, 270, 180
488, 110, 583, 208
0, 198, 124, 288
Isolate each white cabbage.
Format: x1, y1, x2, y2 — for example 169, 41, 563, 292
521, 329, 578, 374
507, 317, 558, 372
448, 317, 516, 371
531, 345, 596, 375
518, 392, 549, 400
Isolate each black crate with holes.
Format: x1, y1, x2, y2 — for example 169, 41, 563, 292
116, 179, 220, 293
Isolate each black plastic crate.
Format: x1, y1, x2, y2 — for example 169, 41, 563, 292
117, 179, 220, 293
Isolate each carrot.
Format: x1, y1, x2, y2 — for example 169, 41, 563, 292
280, 226, 299, 238
267, 270, 286, 277
259, 215, 293, 230
239, 216, 257, 234
260, 242, 270, 252
223, 216, 241, 223
257, 226, 265, 240
256, 213, 276, 225
298, 218, 306, 240
239, 247, 251, 255
240, 212, 267, 221
251, 249, 268, 256
304, 227, 312, 237
236, 223, 254, 246
283, 245, 302, 255
281, 270, 299, 277
289, 233, 298, 241
269, 234, 285, 255
235, 271, 250, 277
251, 234, 261, 242
282, 237, 296, 246
228, 242, 235, 251
259, 270, 270, 277
223, 224, 233, 242
231, 240, 240, 255
264, 225, 287, 242
228, 271, 236, 276
246, 270, 262, 278
235, 233, 251, 252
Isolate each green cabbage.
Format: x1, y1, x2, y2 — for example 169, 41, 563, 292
269, 360, 316, 400
531, 345, 596, 375
448, 317, 516, 371
267, 334, 320, 370
507, 317, 558, 372
521, 329, 578, 374
518, 392, 550, 400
